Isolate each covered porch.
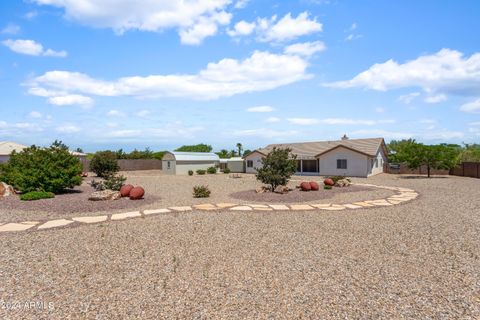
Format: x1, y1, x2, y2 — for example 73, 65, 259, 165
295, 158, 320, 176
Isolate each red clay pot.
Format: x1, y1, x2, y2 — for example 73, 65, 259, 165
120, 184, 134, 197
300, 182, 311, 191
309, 181, 320, 191
324, 178, 334, 186
129, 186, 145, 200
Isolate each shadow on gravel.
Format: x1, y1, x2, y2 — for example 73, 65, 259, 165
398, 176, 449, 179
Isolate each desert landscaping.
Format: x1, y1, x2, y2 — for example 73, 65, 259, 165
1, 170, 480, 318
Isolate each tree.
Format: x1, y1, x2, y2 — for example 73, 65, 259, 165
460, 144, 480, 162
394, 141, 461, 177
236, 143, 243, 158
387, 139, 416, 163
175, 144, 212, 152
0, 141, 82, 193
216, 149, 230, 159
255, 147, 297, 190
75, 147, 84, 153
90, 151, 120, 177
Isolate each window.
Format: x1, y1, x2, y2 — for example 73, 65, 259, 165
375, 159, 378, 168
337, 159, 347, 169
247, 160, 253, 168
167, 161, 171, 169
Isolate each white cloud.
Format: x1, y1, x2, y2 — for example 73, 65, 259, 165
47, 94, 93, 107
227, 20, 256, 37
2, 39, 67, 57
325, 49, 480, 99
398, 92, 420, 104
136, 109, 151, 117
247, 105, 274, 112
351, 129, 413, 139
1, 23, 21, 35
375, 107, 385, 113
233, 128, 298, 138
56, 124, 80, 134
284, 41, 326, 57
229, 12, 322, 43
287, 118, 319, 125
104, 122, 204, 141
469, 121, 480, 126
234, 0, 249, 9
460, 98, 480, 113
288, 117, 394, 126
179, 11, 231, 45
265, 116, 280, 123
32, 0, 233, 44
28, 111, 43, 118
107, 109, 126, 117
27, 51, 311, 101
0, 121, 43, 136
424, 94, 447, 104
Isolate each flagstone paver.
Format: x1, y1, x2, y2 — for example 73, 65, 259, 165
269, 204, 290, 210
143, 208, 171, 215
37, 219, 74, 230
290, 204, 314, 210
72, 216, 108, 224
230, 206, 253, 211
0, 183, 419, 233
111, 211, 141, 221
0, 223, 36, 232
169, 206, 192, 212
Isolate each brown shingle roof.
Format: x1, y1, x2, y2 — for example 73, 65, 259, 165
255, 138, 386, 159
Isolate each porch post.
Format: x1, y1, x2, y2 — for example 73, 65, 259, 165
300, 160, 303, 176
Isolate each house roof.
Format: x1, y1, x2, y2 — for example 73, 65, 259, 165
0, 141, 28, 155
0, 141, 87, 157
166, 151, 220, 162
253, 138, 386, 160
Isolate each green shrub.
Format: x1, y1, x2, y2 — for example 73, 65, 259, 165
0, 141, 82, 194
90, 151, 119, 177
193, 185, 211, 198
256, 147, 297, 191
188, 170, 194, 176
90, 174, 126, 191
223, 168, 231, 174
323, 185, 332, 190
328, 176, 346, 184
196, 169, 206, 175
207, 166, 217, 174
20, 191, 55, 201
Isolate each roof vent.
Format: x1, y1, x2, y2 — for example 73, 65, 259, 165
341, 134, 349, 140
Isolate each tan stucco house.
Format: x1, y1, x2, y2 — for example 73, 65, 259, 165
244, 137, 388, 177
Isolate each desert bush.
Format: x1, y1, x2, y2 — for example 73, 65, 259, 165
324, 185, 332, 190
90, 151, 119, 177
188, 170, 194, 176
20, 191, 55, 201
0, 141, 82, 194
193, 185, 211, 198
256, 147, 297, 191
223, 168, 231, 174
90, 174, 126, 191
207, 166, 217, 174
196, 169, 206, 175
328, 176, 346, 184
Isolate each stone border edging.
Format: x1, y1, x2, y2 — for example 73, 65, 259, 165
0, 184, 418, 233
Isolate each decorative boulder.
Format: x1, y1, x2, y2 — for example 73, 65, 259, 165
324, 178, 334, 186
300, 182, 311, 191
0, 182, 15, 197
274, 185, 289, 194
120, 184, 134, 197
255, 186, 269, 193
129, 186, 145, 200
335, 179, 351, 187
309, 181, 320, 191
89, 190, 121, 201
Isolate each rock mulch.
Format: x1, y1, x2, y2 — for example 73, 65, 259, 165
0, 183, 418, 233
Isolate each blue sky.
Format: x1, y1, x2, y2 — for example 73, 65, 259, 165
1, 0, 479, 152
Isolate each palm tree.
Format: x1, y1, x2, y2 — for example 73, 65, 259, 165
236, 143, 243, 157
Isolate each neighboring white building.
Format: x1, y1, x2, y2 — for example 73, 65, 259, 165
0, 141, 87, 163
162, 152, 220, 175
222, 157, 245, 173
244, 137, 388, 177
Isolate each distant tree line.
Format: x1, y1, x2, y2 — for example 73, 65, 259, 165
387, 139, 480, 177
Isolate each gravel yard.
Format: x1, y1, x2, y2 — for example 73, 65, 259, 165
1, 173, 479, 319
